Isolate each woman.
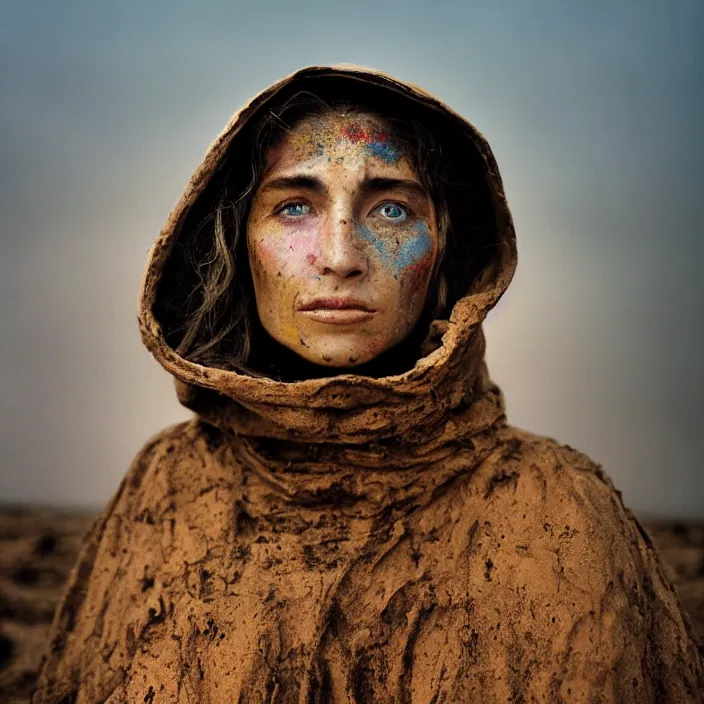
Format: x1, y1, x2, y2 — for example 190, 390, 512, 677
33, 65, 703, 703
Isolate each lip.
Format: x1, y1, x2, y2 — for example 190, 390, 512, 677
299, 298, 376, 312
298, 298, 377, 325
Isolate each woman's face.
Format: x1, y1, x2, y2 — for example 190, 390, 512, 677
246, 111, 439, 368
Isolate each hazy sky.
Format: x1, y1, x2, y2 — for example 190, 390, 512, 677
1, 0, 702, 518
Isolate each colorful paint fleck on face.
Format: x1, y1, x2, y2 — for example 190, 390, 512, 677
339, 123, 402, 164
355, 221, 434, 279
247, 111, 439, 368
286, 116, 404, 167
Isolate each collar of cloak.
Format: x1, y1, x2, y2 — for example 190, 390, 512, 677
137, 65, 518, 473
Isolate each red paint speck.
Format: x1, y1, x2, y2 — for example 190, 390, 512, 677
402, 254, 433, 290
341, 123, 382, 145
306, 253, 318, 266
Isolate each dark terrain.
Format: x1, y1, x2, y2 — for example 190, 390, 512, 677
0, 506, 702, 703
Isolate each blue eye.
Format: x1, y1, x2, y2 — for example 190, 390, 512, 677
378, 203, 407, 222
281, 202, 311, 217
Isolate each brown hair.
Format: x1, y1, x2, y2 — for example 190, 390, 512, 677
157, 84, 495, 375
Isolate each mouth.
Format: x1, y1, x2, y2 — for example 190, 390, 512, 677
298, 298, 377, 325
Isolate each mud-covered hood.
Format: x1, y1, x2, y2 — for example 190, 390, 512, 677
137, 64, 517, 444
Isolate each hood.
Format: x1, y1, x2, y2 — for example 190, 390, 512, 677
137, 64, 517, 446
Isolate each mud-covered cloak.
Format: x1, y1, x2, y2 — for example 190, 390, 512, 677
33, 65, 703, 703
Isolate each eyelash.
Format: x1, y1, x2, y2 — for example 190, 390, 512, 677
275, 199, 414, 219
376, 201, 413, 220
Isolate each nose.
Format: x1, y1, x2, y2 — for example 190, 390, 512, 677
315, 214, 369, 280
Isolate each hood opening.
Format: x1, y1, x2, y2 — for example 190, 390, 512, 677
152, 72, 501, 382
138, 66, 516, 443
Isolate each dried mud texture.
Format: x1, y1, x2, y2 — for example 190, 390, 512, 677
2, 489, 704, 702
20, 65, 704, 702
22, 423, 703, 703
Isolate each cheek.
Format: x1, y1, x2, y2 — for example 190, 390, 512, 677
395, 223, 435, 289
253, 227, 323, 283
358, 222, 435, 289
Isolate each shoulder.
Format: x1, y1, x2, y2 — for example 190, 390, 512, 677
32, 419, 235, 702
31, 420, 195, 701
116, 418, 232, 509
471, 427, 636, 548
465, 426, 671, 610
122, 420, 193, 488
456, 427, 704, 700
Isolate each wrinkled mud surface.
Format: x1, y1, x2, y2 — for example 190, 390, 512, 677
0, 505, 701, 703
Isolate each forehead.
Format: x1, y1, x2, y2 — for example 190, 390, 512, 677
264, 112, 417, 177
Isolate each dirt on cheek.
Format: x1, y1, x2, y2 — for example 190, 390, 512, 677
248, 246, 267, 281
399, 253, 433, 316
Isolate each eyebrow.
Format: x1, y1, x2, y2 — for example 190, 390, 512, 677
259, 174, 428, 200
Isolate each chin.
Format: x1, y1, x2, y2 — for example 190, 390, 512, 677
299, 338, 383, 368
